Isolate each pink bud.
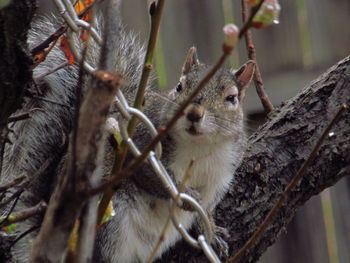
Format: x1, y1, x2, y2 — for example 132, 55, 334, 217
252, 0, 281, 29
223, 23, 239, 48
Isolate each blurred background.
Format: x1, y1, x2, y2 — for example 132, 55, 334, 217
37, 0, 350, 262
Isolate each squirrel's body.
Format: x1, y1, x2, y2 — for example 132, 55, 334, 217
95, 55, 252, 261
96, 128, 244, 262
1, 2, 254, 262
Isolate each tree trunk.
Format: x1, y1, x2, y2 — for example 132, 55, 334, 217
158, 56, 350, 262
0, 0, 35, 131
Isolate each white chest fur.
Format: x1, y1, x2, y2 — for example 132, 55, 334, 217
170, 139, 240, 209
111, 138, 243, 263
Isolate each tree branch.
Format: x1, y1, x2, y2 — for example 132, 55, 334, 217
241, 0, 274, 113
0, 201, 46, 227
157, 56, 350, 262
228, 103, 347, 263
238, 0, 266, 39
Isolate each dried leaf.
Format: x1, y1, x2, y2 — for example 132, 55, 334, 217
75, 0, 95, 22
60, 36, 75, 65
34, 51, 46, 64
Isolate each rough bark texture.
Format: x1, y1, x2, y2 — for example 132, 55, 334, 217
0, 0, 35, 131
158, 56, 350, 262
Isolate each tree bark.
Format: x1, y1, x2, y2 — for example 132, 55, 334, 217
0, 0, 35, 131
158, 56, 350, 262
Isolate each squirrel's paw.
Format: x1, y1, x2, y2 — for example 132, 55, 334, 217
180, 187, 201, 211
212, 225, 230, 260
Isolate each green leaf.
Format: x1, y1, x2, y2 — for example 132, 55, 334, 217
1, 223, 17, 233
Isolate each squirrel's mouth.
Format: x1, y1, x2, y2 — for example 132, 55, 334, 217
186, 126, 203, 136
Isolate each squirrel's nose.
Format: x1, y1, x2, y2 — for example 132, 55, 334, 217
186, 105, 204, 123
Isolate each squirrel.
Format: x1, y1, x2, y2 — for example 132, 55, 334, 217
94, 48, 255, 262
0, 1, 255, 262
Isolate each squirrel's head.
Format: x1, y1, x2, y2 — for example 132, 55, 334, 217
165, 47, 255, 143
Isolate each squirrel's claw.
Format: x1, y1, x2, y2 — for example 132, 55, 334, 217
212, 225, 230, 260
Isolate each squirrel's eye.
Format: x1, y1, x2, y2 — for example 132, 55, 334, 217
225, 95, 236, 103
176, 83, 183, 92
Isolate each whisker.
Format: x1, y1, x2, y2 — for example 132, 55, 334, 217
206, 115, 256, 134
206, 114, 241, 125
210, 122, 237, 134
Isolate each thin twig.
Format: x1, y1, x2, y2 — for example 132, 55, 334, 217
241, 0, 274, 113
0, 191, 21, 227
7, 113, 31, 123
238, 0, 266, 39
147, 159, 195, 263
32, 37, 60, 69
0, 191, 6, 203
9, 226, 39, 249
0, 128, 9, 177
66, 34, 90, 192
228, 104, 348, 263
7, 108, 44, 123
34, 62, 69, 81
0, 174, 27, 192
0, 201, 47, 227
96, 0, 166, 225
0, 156, 53, 209
133, 0, 166, 113
0, 189, 24, 210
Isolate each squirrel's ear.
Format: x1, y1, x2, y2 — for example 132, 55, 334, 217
182, 47, 200, 75
234, 60, 255, 100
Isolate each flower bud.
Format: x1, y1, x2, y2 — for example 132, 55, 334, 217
252, 0, 281, 29
223, 23, 239, 49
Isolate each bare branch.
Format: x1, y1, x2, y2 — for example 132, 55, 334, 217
241, 0, 274, 113
0, 201, 47, 228
9, 226, 39, 249
228, 104, 348, 263
238, 0, 266, 39
0, 175, 27, 192
0, 189, 24, 210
